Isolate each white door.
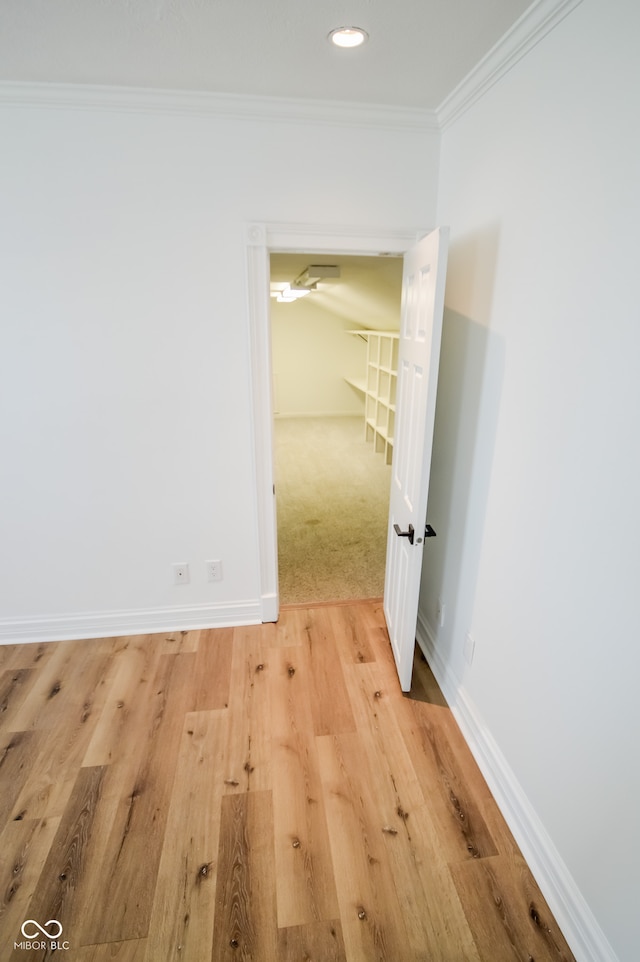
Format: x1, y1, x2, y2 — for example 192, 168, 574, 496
384, 227, 449, 691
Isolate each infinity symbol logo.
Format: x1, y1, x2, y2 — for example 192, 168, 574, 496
21, 919, 63, 940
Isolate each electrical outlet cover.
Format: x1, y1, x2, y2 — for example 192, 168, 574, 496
173, 563, 189, 585
206, 560, 223, 582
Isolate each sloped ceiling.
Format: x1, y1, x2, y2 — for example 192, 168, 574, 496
270, 253, 403, 331
0, 0, 533, 110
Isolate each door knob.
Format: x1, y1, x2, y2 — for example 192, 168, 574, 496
393, 523, 415, 545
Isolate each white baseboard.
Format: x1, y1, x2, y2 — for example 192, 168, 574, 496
0, 601, 262, 645
415, 608, 619, 962
260, 592, 279, 623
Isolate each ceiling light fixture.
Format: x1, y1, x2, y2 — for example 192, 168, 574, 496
294, 265, 340, 286
275, 285, 312, 303
328, 26, 369, 49
270, 265, 341, 304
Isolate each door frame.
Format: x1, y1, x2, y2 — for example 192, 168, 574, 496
245, 221, 424, 622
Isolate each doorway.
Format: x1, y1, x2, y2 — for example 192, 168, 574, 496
269, 252, 402, 604
245, 222, 423, 623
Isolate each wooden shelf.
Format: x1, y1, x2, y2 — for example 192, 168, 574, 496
344, 377, 367, 394
347, 330, 399, 465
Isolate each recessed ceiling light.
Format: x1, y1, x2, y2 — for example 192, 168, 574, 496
329, 26, 369, 49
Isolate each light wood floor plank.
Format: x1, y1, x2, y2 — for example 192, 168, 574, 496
86, 653, 196, 944
8, 766, 107, 961
222, 627, 272, 795
277, 919, 348, 961
317, 732, 415, 962
449, 854, 574, 962
326, 604, 377, 665
0, 815, 61, 945
75, 939, 148, 961
211, 791, 277, 962
0, 669, 37, 731
270, 646, 340, 929
299, 607, 357, 736
4, 641, 55, 672
190, 628, 234, 711
261, 608, 305, 649
7, 638, 115, 733
343, 660, 425, 815
0, 645, 20, 672
378, 798, 484, 962
82, 637, 162, 768
403, 713, 500, 864
158, 628, 202, 654
6, 640, 118, 823
0, 730, 45, 827
143, 709, 228, 962
74, 647, 196, 946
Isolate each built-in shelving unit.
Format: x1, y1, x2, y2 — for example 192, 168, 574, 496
345, 330, 399, 464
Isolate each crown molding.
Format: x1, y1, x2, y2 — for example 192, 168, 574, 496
437, 0, 585, 130
0, 1, 583, 136
0, 81, 439, 133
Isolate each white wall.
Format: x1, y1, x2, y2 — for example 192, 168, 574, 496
271, 300, 365, 417
419, 1, 640, 959
0, 93, 439, 637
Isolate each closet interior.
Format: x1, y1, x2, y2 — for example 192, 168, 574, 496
270, 253, 403, 603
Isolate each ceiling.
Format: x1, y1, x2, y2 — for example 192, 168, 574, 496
0, 0, 534, 110
270, 253, 403, 330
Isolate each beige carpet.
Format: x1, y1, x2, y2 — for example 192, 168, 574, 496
274, 417, 391, 604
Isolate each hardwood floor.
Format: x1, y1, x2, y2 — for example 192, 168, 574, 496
0, 602, 575, 961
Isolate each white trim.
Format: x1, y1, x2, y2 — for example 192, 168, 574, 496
245, 224, 279, 623
264, 222, 424, 255
415, 609, 620, 962
0, 81, 438, 132
0, 601, 261, 645
437, 0, 585, 129
245, 222, 424, 624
